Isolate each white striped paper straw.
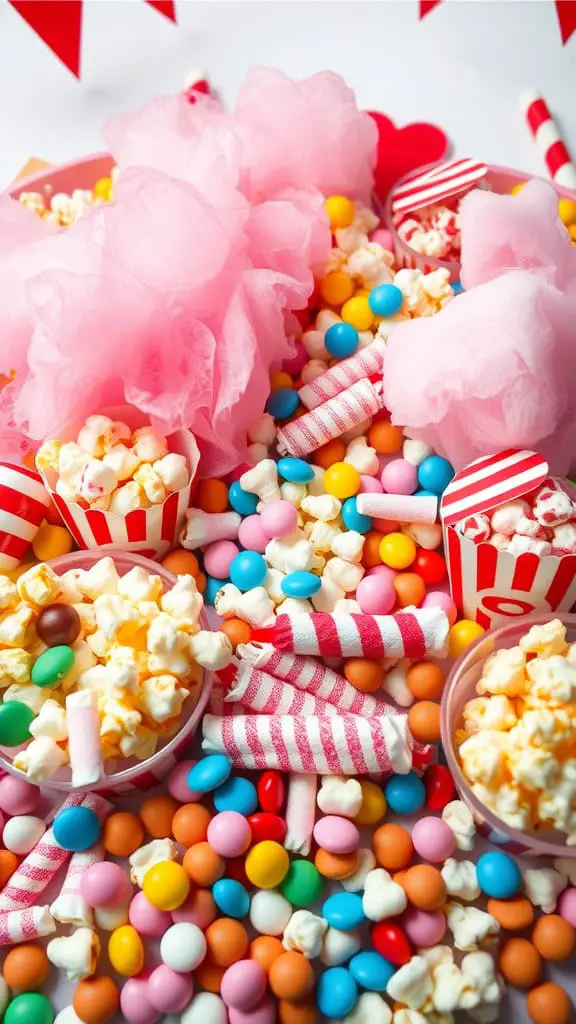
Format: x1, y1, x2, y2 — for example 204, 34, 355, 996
520, 90, 576, 190
263, 608, 449, 659
298, 340, 385, 410
284, 775, 317, 856
225, 663, 337, 716
0, 905, 56, 946
276, 379, 383, 457
50, 842, 106, 927
356, 493, 438, 524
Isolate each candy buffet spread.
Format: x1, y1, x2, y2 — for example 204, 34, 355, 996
0, 67, 576, 1024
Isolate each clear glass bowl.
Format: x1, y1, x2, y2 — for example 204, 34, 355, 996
0, 549, 212, 793
441, 612, 576, 857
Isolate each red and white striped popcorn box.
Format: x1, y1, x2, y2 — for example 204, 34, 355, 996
38, 406, 200, 561
440, 448, 576, 630
390, 158, 488, 215
0, 462, 51, 570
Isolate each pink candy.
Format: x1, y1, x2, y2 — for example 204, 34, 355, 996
356, 573, 396, 614
238, 515, 270, 553
221, 960, 267, 1011
558, 887, 576, 926
121, 975, 161, 1024
402, 907, 447, 947
129, 891, 173, 937
260, 500, 298, 538
0, 776, 39, 816
167, 760, 201, 803
207, 811, 252, 858
204, 540, 240, 579
229, 995, 276, 1024
380, 458, 418, 496
411, 817, 456, 862
148, 965, 194, 1014
313, 816, 360, 855
421, 590, 457, 625
80, 862, 127, 908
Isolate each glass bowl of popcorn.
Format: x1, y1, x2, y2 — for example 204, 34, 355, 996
0, 550, 229, 793
442, 613, 576, 857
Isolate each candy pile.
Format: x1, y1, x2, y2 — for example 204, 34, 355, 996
458, 617, 576, 842
0, 756, 573, 1024
18, 172, 115, 226
456, 477, 576, 556
0, 557, 231, 784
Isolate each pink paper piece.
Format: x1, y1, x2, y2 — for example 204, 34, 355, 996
0, 905, 56, 946
284, 774, 317, 856
297, 340, 385, 410
50, 842, 105, 926
271, 608, 449, 659
276, 379, 383, 457
356, 492, 438, 523
226, 663, 336, 716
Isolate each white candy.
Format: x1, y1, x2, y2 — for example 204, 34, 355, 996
441, 859, 480, 901
490, 500, 530, 536
343, 992, 393, 1024
132, 426, 168, 463
250, 890, 292, 935
362, 868, 407, 922
382, 660, 414, 708
386, 956, 433, 1011
3, 814, 46, 854
247, 413, 276, 447
240, 459, 281, 505
317, 776, 363, 818
331, 531, 365, 563
129, 839, 177, 886
345, 437, 379, 475
301, 494, 342, 521
341, 849, 377, 892
160, 922, 207, 972
215, 584, 275, 627
321, 926, 362, 966
445, 903, 499, 951
507, 534, 552, 557
188, 630, 232, 671
523, 867, 567, 912
47, 928, 100, 981
54, 1010, 84, 1024
282, 910, 327, 958
442, 801, 476, 851
154, 452, 189, 493
181, 992, 228, 1024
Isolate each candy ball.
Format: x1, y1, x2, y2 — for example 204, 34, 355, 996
213, 878, 251, 919
148, 965, 194, 1014
402, 907, 446, 947
183, 842, 225, 886
411, 817, 455, 863
228, 482, 259, 516
204, 541, 239, 579
3, 815, 45, 855
558, 887, 576, 927
108, 925, 144, 977
323, 462, 361, 500
325, 195, 355, 230
393, 572, 426, 608
230, 551, 267, 592
188, 755, 232, 793
448, 619, 485, 658
102, 812, 145, 858
250, 889, 293, 936
527, 982, 573, 1024
325, 322, 360, 358
421, 589, 457, 624
417, 455, 455, 495
207, 811, 252, 858
258, 771, 285, 813
246, 841, 290, 889
412, 549, 446, 585
355, 574, 395, 614
32, 523, 73, 560
120, 976, 160, 1024
281, 571, 321, 599
341, 496, 372, 533
228, 995, 276, 1024
172, 803, 211, 846
316, 967, 358, 1018
250, 936, 285, 975
315, 849, 358, 880
3, 942, 50, 990
140, 794, 179, 839
343, 657, 383, 693
269, 952, 315, 1001
498, 937, 543, 989
379, 532, 416, 569
180, 992, 228, 1024
73, 976, 119, 1024
238, 515, 269, 553
160, 921, 207, 972
143, 861, 190, 911
341, 296, 374, 331
4, 993, 54, 1024
260, 500, 299, 539
221, 960, 267, 1011
372, 823, 414, 871
384, 772, 426, 815
354, 781, 387, 826
167, 760, 201, 803
403, 866, 447, 911
206, 918, 249, 967
532, 915, 575, 961
36, 603, 80, 647
52, 806, 100, 852
129, 892, 172, 937
381, 458, 418, 495
322, 892, 366, 930
248, 812, 287, 844
407, 701, 441, 744
349, 950, 395, 991
265, 388, 299, 420
80, 862, 127, 908
171, 888, 217, 929
0, 775, 39, 816
476, 851, 522, 899
279, 859, 323, 907
214, 776, 258, 816
369, 420, 404, 454
205, 575, 229, 604
371, 921, 412, 965
313, 816, 360, 855
369, 283, 403, 318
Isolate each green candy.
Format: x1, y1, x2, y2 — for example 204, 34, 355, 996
4, 992, 54, 1024
0, 701, 35, 747
279, 858, 323, 907
31, 645, 74, 688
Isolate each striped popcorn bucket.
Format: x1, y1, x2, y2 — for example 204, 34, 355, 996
38, 406, 200, 560
0, 463, 51, 570
441, 448, 576, 630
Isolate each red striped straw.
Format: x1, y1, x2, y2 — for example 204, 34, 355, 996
520, 90, 576, 190
276, 379, 383, 458
297, 340, 385, 410
223, 664, 337, 717
0, 905, 56, 946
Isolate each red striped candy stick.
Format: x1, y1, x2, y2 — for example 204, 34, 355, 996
276, 379, 383, 458
50, 842, 105, 926
0, 905, 56, 946
252, 608, 449, 659
285, 774, 317, 856
201, 712, 413, 775
297, 340, 385, 410
223, 663, 336, 717
356, 493, 438, 525
520, 90, 576, 190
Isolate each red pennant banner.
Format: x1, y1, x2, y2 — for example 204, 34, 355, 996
419, 0, 442, 16
420, 0, 575, 44
144, 0, 177, 21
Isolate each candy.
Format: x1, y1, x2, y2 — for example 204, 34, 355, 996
349, 950, 395, 991
52, 806, 101, 852
181, 992, 228, 1024
37, 604, 80, 647
3, 816, 46, 855
260, 500, 299, 538
356, 492, 437, 524
245, 841, 290, 889
51, 844, 106, 927
276, 379, 383, 458
384, 773, 426, 815
257, 771, 285, 813
120, 976, 159, 1024
224, 664, 336, 717
410, 817, 456, 862
160, 921, 207, 972
31, 645, 75, 688
266, 388, 299, 420
147, 964, 194, 1014
102, 813, 144, 858
187, 755, 232, 794
298, 341, 384, 410
230, 551, 267, 591
214, 776, 258, 816
237, 516, 269, 554
66, 690, 104, 789
108, 925, 144, 977
221, 960, 267, 1012
3, 941, 50, 990
207, 811, 252, 858
128, 892, 171, 938
0, 906, 56, 946
284, 774, 317, 856
248, 813, 287, 844
279, 860, 323, 907
250, 890, 293, 936
204, 541, 240, 579
313, 816, 359, 855
476, 851, 522, 899
268, 951, 315, 1000
4, 993, 54, 1024
316, 966, 358, 1018
417, 455, 455, 494
277, 458, 315, 484
80, 863, 126, 909
0, 701, 40, 746
212, 878, 250, 919
322, 892, 366, 930
142, 861, 190, 911
424, 764, 456, 810
371, 921, 412, 965
403, 865, 447, 911
0, 776, 39, 816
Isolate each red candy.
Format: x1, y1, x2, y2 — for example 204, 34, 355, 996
412, 550, 446, 585
226, 857, 251, 888
371, 921, 412, 965
258, 772, 285, 815
424, 764, 455, 811
247, 813, 287, 845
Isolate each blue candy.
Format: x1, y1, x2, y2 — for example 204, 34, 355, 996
325, 322, 360, 359
53, 806, 101, 852
281, 571, 321, 599
452, 281, 464, 294
417, 455, 455, 496
188, 754, 232, 794
266, 388, 299, 421
384, 772, 426, 815
229, 550, 267, 592
342, 497, 372, 534
212, 878, 250, 920
368, 283, 403, 318
414, 489, 436, 498
228, 481, 258, 517
277, 458, 315, 484
476, 851, 522, 899
213, 776, 258, 816
317, 968, 358, 1018
349, 951, 395, 991
205, 575, 228, 605
322, 892, 366, 931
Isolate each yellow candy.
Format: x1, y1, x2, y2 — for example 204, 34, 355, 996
320, 271, 355, 307
93, 176, 113, 202
354, 780, 387, 826
558, 197, 576, 226
108, 925, 144, 977
448, 619, 485, 659
270, 371, 294, 391
570, 224, 576, 243
510, 182, 526, 196
325, 195, 356, 231
323, 462, 361, 500
142, 861, 190, 911
245, 840, 289, 889
341, 296, 374, 332
379, 532, 416, 570
32, 523, 73, 561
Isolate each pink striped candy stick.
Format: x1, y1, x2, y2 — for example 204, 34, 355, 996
284, 775, 317, 856
356, 493, 438, 525
50, 842, 106, 926
224, 664, 337, 717
0, 792, 112, 912
298, 340, 385, 410
201, 712, 413, 775
276, 379, 383, 458
0, 905, 56, 946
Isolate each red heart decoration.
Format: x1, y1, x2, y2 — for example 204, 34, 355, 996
368, 111, 450, 201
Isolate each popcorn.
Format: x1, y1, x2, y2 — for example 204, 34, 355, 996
0, 577, 18, 611
94, 897, 130, 932
507, 743, 558, 791
462, 696, 517, 733
139, 674, 189, 724
29, 699, 69, 741
280, 481, 307, 508
133, 464, 167, 505
341, 849, 377, 893
0, 648, 33, 687
311, 576, 346, 613
0, 605, 35, 647
240, 460, 281, 505
331, 531, 365, 563
392, 1013, 430, 1024
17, 563, 61, 607
306, 466, 326, 496
214, 584, 275, 627
154, 452, 189, 493
362, 868, 407, 922
4, 683, 51, 714
304, 520, 341, 552
321, 926, 362, 967
441, 859, 480, 902
59, 571, 86, 605
457, 515, 490, 544
58, 442, 91, 492
507, 534, 552, 557
490, 500, 530, 536
265, 532, 319, 574
476, 646, 526, 697
459, 951, 503, 1010
282, 910, 327, 958
333, 598, 362, 614
76, 558, 119, 600
278, 597, 313, 617
118, 566, 163, 604
402, 439, 434, 468
263, 569, 287, 606
445, 903, 499, 952
79, 460, 118, 503
301, 495, 342, 522
519, 619, 568, 658
533, 485, 574, 526
523, 867, 567, 912
442, 801, 476, 851
526, 654, 576, 703
188, 630, 233, 671
102, 444, 141, 482
324, 557, 364, 593
317, 776, 363, 818
109, 483, 147, 514
344, 437, 379, 475
458, 732, 510, 787
493, 783, 531, 831
129, 839, 178, 886
551, 522, 576, 553
160, 575, 202, 628
402, 522, 442, 550
247, 414, 277, 446
94, 594, 142, 644
342, 992, 393, 1024
47, 928, 100, 982
119, 727, 158, 760
132, 426, 168, 463
386, 956, 433, 1012
431, 961, 467, 1013
382, 660, 414, 708
515, 514, 546, 538
13, 736, 68, 782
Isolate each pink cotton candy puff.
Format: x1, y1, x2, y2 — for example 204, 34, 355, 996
129, 892, 172, 938
204, 540, 239, 579
121, 976, 161, 1024
167, 760, 202, 803
0, 775, 39, 816
147, 965, 194, 1014
238, 515, 269, 553
221, 960, 267, 1011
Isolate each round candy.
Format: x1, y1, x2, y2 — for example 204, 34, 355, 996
402, 907, 446, 948
204, 541, 239, 579
281, 572, 321, 599
325, 322, 360, 358
322, 892, 366, 930
257, 771, 285, 813
277, 458, 314, 484
147, 964, 194, 1014
381, 458, 418, 496
407, 701, 441, 744
424, 765, 455, 811
120, 976, 160, 1024
188, 755, 232, 794
355, 574, 395, 615
143, 861, 190, 911
406, 662, 446, 700
73, 976, 119, 1024
412, 549, 446, 585
266, 388, 299, 420
269, 952, 315, 1001
108, 925, 144, 977
323, 462, 361, 500
379, 532, 416, 569
344, 657, 383, 694
206, 918, 249, 967
160, 921, 207, 972
325, 195, 356, 230
250, 936, 285, 975
80, 862, 126, 908
205, 575, 228, 605
140, 794, 179, 839
487, 896, 534, 932
179, 992, 228, 1024
102, 812, 145, 858
498, 937, 542, 988
213, 878, 251, 919
354, 781, 387, 826
368, 283, 403, 318
221, 960, 267, 1011
32, 524, 72, 560
384, 772, 426, 815
448, 619, 485, 657
417, 455, 455, 495
248, 812, 287, 845
476, 851, 522, 899
3, 942, 50, 990
403, 866, 447, 911
260, 500, 299, 539
52, 806, 101, 852
230, 551, 267, 592
228, 482, 259, 517
3, 815, 45, 855
0, 701, 35, 746
167, 760, 201, 803
183, 843, 225, 886
172, 888, 217, 930
0, 775, 39, 816
411, 817, 455, 863
238, 515, 269, 554
279, 859, 323, 907
369, 421, 404, 454
533, 915, 576, 961
392, 572, 426, 608
349, 951, 395, 991
31, 645, 74, 687
527, 983, 573, 1024
221, 618, 252, 649
316, 967, 358, 1019
4, 993, 54, 1024
245, 841, 290, 889
36, 604, 80, 647
228, 996, 276, 1024
250, 890, 293, 936
207, 811, 252, 858
371, 921, 412, 965
129, 891, 172, 937
320, 270, 355, 306
341, 296, 374, 332
558, 887, 576, 926
372, 823, 413, 871
341, 497, 372, 533
313, 816, 359, 855
214, 777, 258, 816
315, 848, 358, 881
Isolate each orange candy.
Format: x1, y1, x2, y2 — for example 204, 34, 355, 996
372, 824, 414, 871
406, 661, 446, 700
270, 371, 295, 391
73, 976, 120, 1024
532, 915, 576, 961
205, 918, 249, 967
220, 618, 252, 649
3, 943, 50, 990
487, 896, 534, 931
362, 531, 385, 568
498, 937, 542, 988
172, 803, 212, 846
314, 439, 346, 469
403, 865, 447, 910
343, 657, 383, 693
279, 999, 319, 1024
194, 956, 225, 993
102, 812, 144, 858
368, 420, 404, 454
393, 572, 426, 608
407, 701, 441, 743
315, 848, 359, 880
139, 795, 180, 839
183, 842, 226, 887
527, 983, 573, 1024
0, 850, 19, 886
161, 549, 200, 576
269, 951, 315, 1001
250, 935, 285, 974
194, 479, 229, 513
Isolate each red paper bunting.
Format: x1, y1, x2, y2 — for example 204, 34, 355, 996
420, 0, 575, 44
419, 0, 442, 16
144, 0, 177, 21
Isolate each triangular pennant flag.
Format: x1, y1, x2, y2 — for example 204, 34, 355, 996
144, 0, 177, 21
8, 0, 83, 77
419, 0, 443, 17
555, 0, 576, 43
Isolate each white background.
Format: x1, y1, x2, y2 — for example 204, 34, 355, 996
0, 0, 575, 185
